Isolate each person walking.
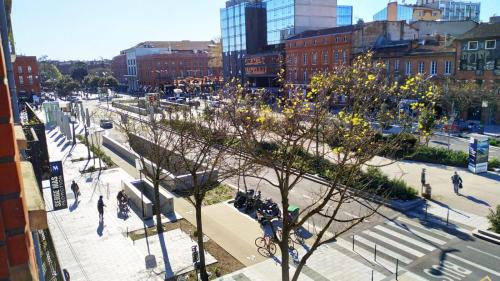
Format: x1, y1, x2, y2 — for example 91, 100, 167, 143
451, 171, 463, 195
70, 181, 80, 202
97, 196, 106, 222
421, 168, 426, 194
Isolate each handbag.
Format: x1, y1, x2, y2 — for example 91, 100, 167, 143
459, 183, 463, 189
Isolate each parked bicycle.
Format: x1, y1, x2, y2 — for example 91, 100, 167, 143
255, 234, 277, 256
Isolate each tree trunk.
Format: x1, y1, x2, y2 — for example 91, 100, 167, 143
195, 200, 209, 281
154, 180, 163, 233
280, 190, 290, 281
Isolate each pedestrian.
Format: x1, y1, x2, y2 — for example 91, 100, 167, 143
421, 168, 426, 192
97, 196, 106, 222
63, 269, 70, 281
451, 171, 463, 195
70, 180, 80, 202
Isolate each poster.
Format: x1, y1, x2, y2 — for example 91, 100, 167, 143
468, 136, 489, 174
49, 161, 68, 210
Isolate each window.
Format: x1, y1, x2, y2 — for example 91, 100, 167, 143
343, 36, 347, 42
336, 37, 340, 43
334, 51, 339, 62
418, 11, 423, 17
28, 75, 33, 85
486, 40, 496, 49
405, 61, 412, 75
394, 60, 400, 72
303, 70, 307, 81
27, 66, 32, 74
303, 54, 308, 65
430, 61, 437, 75
468, 41, 478, 50
323, 51, 328, 64
444, 61, 452, 75
19, 76, 24, 85
17, 66, 22, 74
343, 51, 347, 64
418, 61, 425, 73
312, 52, 317, 65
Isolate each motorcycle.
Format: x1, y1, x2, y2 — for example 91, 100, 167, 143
234, 189, 255, 210
256, 198, 281, 224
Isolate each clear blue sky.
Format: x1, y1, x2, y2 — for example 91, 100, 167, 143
12, 0, 498, 61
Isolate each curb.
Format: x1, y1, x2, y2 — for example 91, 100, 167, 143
472, 228, 500, 245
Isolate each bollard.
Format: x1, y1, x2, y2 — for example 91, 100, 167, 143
396, 259, 399, 280
352, 235, 355, 251
374, 244, 377, 261
371, 270, 374, 281
446, 209, 450, 226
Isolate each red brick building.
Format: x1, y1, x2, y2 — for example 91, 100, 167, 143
285, 25, 355, 85
136, 51, 215, 88
111, 54, 127, 85
12, 56, 41, 95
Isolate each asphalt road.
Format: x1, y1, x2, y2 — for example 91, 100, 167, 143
429, 134, 500, 160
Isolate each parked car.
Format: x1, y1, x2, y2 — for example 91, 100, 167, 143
99, 119, 113, 129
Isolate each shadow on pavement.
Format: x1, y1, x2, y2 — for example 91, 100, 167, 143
69, 200, 79, 212
97, 221, 105, 236
158, 232, 174, 278
461, 195, 490, 207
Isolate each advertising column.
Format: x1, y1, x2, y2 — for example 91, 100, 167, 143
468, 134, 489, 174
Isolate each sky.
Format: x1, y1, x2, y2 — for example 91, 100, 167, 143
12, 0, 498, 61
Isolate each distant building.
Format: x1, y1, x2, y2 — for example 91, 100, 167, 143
410, 20, 478, 39
415, 0, 480, 22
12, 55, 41, 101
337, 5, 353, 27
111, 54, 127, 89
373, 1, 441, 23
454, 22, 500, 124
264, 0, 338, 45
352, 21, 419, 55
285, 25, 354, 85
118, 41, 217, 92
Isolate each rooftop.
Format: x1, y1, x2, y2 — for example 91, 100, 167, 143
287, 25, 356, 41
456, 22, 500, 40
130, 40, 214, 51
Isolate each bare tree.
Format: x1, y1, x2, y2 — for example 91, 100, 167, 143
222, 53, 439, 281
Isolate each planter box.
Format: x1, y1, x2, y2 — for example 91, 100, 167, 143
130, 179, 174, 215
122, 180, 154, 219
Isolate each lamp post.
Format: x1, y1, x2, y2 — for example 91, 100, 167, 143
70, 111, 76, 145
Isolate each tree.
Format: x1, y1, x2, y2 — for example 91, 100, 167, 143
55, 75, 79, 97
38, 61, 62, 90
99, 75, 119, 88
167, 105, 241, 281
70, 61, 88, 81
208, 36, 222, 70
222, 53, 439, 281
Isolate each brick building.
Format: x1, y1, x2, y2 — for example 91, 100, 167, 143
454, 22, 500, 124
111, 54, 127, 86
12, 56, 41, 97
285, 25, 354, 85
136, 51, 217, 89
0, 41, 47, 280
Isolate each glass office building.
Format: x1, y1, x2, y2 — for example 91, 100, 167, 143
373, 4, 414, 22
337, 5, 353, 26
265, 0, 295, 45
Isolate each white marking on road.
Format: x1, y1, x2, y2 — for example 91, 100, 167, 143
466, 246, 500, 261
385, 221, 447, 245
374, 225, 436, 252
336, 238, 397, 273
343, 211, 370, 223
396, 217, 455, 239
365, 230, 425, 257
448, 254, 500, 277
353, 235, 413, 264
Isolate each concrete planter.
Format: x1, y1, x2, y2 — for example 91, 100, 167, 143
122, 180, 154, 219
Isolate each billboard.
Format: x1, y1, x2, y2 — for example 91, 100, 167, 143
49, 161, 68, 210
468, 135, 489, 174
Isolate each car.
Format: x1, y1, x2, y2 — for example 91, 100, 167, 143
166, 97, 177, 102
99, 119, 113, 129
175, 98, 186, 104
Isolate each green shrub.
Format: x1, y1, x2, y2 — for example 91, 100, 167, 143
490, 138, 499, 147
488, 205, 500, 234
406, 146, 468, 167
489, 157, 500, 170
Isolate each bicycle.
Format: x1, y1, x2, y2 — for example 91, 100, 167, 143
276, 229, 295, 250
255, 235, 277, 256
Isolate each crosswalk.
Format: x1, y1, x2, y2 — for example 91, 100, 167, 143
337, 216, 455, 273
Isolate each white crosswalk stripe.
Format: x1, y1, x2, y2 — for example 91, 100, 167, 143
337, 217, 455, 270
374, 225, 437, 251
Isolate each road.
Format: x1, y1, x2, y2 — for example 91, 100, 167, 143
430, 134, 500, 160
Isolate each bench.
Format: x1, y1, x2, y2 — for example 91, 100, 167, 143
121, 180, 154, 219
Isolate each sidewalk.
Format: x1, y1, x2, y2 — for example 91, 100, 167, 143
43, 123, 217, 280
371, 156, 500, 218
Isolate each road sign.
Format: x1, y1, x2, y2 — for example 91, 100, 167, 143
49, 161, 68, 210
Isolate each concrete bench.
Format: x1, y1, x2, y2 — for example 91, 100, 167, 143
136, 179, 175, 215
121, 180, 153, 219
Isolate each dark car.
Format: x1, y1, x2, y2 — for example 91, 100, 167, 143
99, 119, 113, 129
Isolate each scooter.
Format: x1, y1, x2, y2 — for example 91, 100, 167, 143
234, 189, 255, 209
256, 198, 281, 224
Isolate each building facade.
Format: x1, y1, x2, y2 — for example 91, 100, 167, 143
111, 54, 127, 87
285, 25, 354, 85
117, 41, 216, 92
352, 21, 419, 55
337, 5, 353, 27
373, 1, 441, 23
220, 0, 267, 82
12, 56, 41, 99
416, 0, 480, 22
